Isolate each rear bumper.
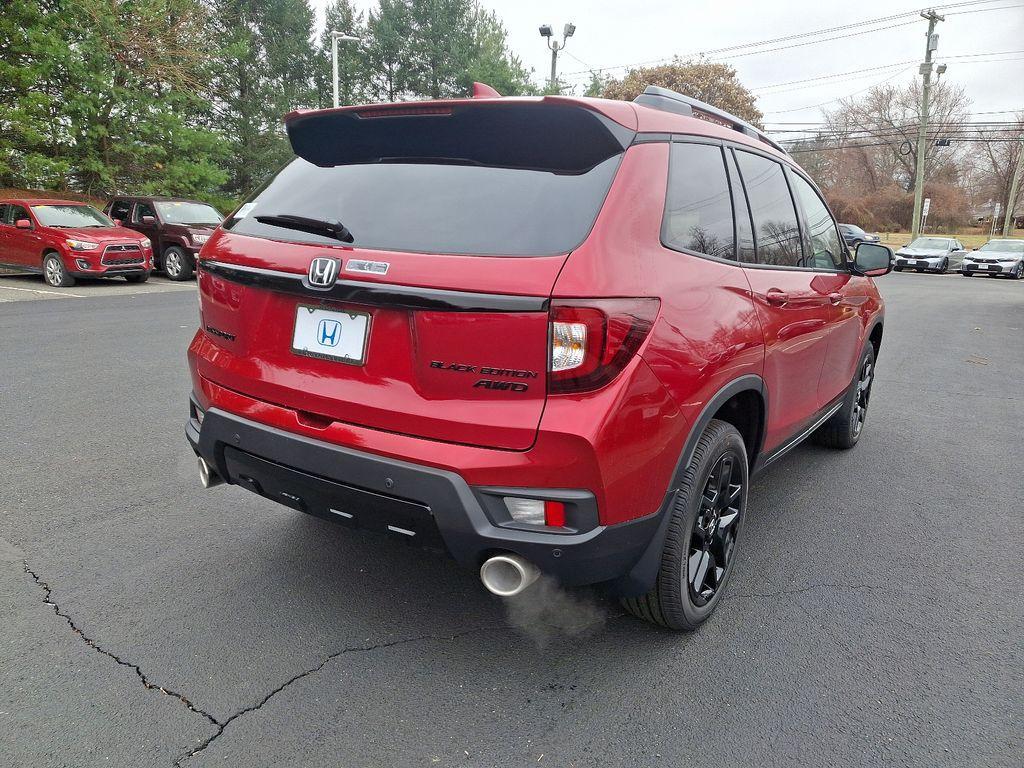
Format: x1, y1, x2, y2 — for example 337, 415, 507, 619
186, 399, 664, 593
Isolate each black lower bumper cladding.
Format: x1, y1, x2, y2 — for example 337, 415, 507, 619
186, 401, 663, 593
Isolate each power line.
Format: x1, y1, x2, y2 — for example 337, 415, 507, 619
559, 0, 1016, 79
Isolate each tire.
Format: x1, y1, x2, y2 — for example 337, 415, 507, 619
894, 266, 903, 272
961, 271, 972, 277
163, 246, 193, 280
1012, 263, 1023, 280
938, 259, 948, 274
813, 344, 875, 450
124, 272, 149, 283
621, 419, 748, 631
43, 253, 75, 287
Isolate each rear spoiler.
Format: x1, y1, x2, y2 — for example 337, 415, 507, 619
284, 100, 636, 174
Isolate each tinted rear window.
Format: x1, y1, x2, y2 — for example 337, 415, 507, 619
223, 156, 621, 256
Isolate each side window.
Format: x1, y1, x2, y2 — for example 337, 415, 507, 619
9, 205, 29, 225
109, 200, 132, 221
133, 201, 156, 223
735, 151, 804, 268
789, 173, 845, 270
725, 150, 757, 264
0, 204, 9, 225
662, 142, 736, 261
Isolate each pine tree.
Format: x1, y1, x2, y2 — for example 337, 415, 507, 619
209, 0, 317, 197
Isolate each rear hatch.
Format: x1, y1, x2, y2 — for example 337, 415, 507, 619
195, 99, 634, 450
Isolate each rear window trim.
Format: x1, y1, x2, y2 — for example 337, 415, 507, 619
199, 259, 551, 313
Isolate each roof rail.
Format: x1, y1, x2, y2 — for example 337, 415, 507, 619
633, 86, 788, 155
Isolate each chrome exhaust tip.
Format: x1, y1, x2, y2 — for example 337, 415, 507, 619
480, 553, 541, 597
197, 457, 223, 489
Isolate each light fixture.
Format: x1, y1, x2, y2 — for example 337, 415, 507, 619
538, 24, 552, 37
563, 23, 576, 38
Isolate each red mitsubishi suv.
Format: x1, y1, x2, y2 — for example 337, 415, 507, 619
186, 86, 891, 630
0, 199, 152, 286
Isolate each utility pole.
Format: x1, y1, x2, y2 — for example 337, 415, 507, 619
910, 9, 944, 239
331, 31, 360, 108
1002, 134, 1024, 236
538, 23, 575, 92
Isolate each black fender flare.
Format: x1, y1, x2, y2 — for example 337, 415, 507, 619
605, 374, 767, 597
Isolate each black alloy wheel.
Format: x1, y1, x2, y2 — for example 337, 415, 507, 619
621, 419, 748, 631
688, 452, 743, 607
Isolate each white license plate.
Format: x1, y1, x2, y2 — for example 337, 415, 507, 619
292, 305, 370, 365
976, 265, 989, 270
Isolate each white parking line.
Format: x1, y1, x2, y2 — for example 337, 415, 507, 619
0, 284, 86, 298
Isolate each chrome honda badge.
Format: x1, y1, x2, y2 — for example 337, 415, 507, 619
307, 257, 339, 289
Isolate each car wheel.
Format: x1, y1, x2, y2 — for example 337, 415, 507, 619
43, 253, 75, 287
939, 259, 949, 274
124, 273, 149, 283
961, 271, 972, 277
621, 419, 747, 631
814, 344, 875, 450
1013, 263, 1023, 280
894, 266, 903, 272
163, 246, 193, 281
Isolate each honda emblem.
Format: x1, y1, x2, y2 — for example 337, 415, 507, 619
308, 257, 339, 289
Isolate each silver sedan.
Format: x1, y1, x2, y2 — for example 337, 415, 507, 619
893, 237, 967, 273
961, 239, 1024, 279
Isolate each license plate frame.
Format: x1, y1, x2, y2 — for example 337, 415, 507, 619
291, 304, 371, 366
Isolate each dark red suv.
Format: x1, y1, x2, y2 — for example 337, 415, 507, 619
105, 196, 223, 281
186, 86, 891, 630
0, 199, 152, 286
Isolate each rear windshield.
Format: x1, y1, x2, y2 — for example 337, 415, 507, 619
222, 156, 621, 256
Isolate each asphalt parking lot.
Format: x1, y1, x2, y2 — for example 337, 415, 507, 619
1, 271, 1021, 768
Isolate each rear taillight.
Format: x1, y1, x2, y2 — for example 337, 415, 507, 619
548, 299, 659, 394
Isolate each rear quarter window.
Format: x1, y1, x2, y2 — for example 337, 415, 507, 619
662, 142, 736, 261
223, 156, 622, 256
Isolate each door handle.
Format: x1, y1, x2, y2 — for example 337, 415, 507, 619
764, 288, 789, 306
828, 292, 842, 305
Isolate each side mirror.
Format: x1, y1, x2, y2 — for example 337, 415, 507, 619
852, 242, 893, 276
141, 215, 156, 225
15, 218, 32, 229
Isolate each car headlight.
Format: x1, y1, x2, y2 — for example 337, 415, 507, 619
140, 238, 151, 248
65, 239, 98, 251
191, 234, 210, 244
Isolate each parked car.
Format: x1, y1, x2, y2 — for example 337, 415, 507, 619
893, 236, 966, 273
960, 238, 1024, 278
0, 198, 152, 287
838, 223, 880, 250
185, 85, 891, 631
105, 196, 223, 281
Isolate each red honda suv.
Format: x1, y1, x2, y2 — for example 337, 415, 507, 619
0, 199, 153, 286
186, 86, 891, 630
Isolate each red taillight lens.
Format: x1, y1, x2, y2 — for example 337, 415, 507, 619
548, 298, 660, 394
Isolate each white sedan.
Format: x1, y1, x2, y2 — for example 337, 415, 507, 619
961, 239, 1024, 279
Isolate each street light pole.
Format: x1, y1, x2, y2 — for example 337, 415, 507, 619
538, 23, 575, 92
331, 31, 360, 108
910, 10, 944, 239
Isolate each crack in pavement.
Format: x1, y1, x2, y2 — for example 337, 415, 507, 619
24, 560, 501, 767
23, 562, 221, 729
174, 624, 501, 766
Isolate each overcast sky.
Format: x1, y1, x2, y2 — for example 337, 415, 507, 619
314, 0, 1024, 131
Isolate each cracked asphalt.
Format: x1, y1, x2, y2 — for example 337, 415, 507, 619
1, 271, 1021, 768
